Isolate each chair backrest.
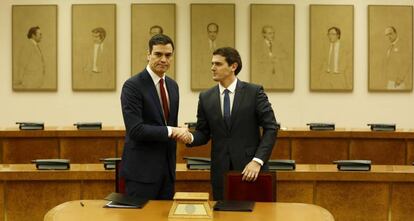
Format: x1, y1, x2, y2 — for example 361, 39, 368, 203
115, 160, 126, 193
224, 171, 276, 202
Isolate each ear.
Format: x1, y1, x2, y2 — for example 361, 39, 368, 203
146, 49, 150, 61
230, 63, 238, 72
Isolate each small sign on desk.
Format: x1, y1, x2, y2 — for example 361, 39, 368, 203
168, 192, 212, 219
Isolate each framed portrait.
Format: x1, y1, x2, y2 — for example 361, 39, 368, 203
131, 4, 176, 78
250, 4, 295, 91
12, 5, 57, 91
72, 4, 116, 91
310, 5, 354, 91
191, 4, 235, 90
368, 5, 413, 92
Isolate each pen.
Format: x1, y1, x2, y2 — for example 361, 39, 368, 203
80, 201, 85, 207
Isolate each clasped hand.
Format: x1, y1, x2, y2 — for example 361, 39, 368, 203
171, 127, 192, 144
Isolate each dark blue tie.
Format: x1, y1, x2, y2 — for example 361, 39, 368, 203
223, 89, 231, 127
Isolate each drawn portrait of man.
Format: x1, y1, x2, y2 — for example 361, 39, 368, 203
72, 4, 116, 90
310, 5, 354, 91
368, 5, 412, 91
250, 4, 294, 90
319, 26, 351, 89
382, 26, 409, 90
12, 5, 57, 91
191, 4, 235, 90
15, 26, 45, 88
131, 4, 175, 77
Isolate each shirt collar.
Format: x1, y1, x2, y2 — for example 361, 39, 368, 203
30, 39, 38, 46
219, 78, 238, 95
146, 65, 165, 85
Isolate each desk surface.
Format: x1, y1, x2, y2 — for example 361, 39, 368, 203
44, 200, 334, 221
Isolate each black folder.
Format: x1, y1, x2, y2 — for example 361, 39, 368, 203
104, 192, 148, 209
16, 122, 44, 130
73, 122, 102, 130
306, 123, 335, 131
184, 157, 211, 170
32, 159, 70, 170
367, 123, 396, 131
100, 157, 121, 170
268, 159, 296, 170
334, 160, 371, 171
213, 200, 255, 212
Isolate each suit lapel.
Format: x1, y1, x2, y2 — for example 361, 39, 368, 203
142, 71, 166, 125
229, 80, 246, 132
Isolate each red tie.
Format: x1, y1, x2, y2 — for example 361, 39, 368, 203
159, 78, 169, 121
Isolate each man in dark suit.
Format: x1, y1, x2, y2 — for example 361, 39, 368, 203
120, 34, 188, 200
186, 47, 278, 200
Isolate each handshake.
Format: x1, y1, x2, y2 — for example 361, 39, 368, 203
171, 127, 192, 144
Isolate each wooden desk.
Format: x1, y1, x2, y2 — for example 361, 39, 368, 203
43, 200, 334, 221
1, 128, 414, 165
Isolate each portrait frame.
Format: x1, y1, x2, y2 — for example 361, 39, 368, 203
72, 4, 116, 91
191, 4, 235, 91
12, 5, 58, 91
368, 5, 413, 92
131, 4, 176, 78
250, 4, 295, 91
309, 5, 354, 92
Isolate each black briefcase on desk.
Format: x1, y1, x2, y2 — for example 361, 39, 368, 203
16, 122, 44, 130
268, 159, 296, 171
184, 157, 211, 170
32, 159, 70, 170
306, 123, 335, 131
367, 123, 396, 131
334, 160, 371, 171
73, 122, 102, 130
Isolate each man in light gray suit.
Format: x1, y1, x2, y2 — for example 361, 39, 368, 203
186, 47, 278, 200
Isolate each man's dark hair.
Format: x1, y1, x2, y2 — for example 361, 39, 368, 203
148, 34, 175, 53
27, 26, 40, 39
213, 47, 242, 75
388, 26, 397, 34
328, 26, 341, 39
92, 27, 107, 41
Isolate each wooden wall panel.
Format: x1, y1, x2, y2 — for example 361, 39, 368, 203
2, 138, 59, 163
350, 139, 406, 165
276, 181, 314, 204
291, 139, 349, 164
175, 180, 211, 198
391, 183, 414, 221
406, 141, 414, 165
81, 181, 113, 200
177, 141, 211, 163
271, 138, 290, 159
117, 139, 124, 157
60, 138, 117, 163
0, 182, 4, 221
6, 181, 80, 221
315, 182, 389, 221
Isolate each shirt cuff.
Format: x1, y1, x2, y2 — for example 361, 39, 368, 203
253, 157, 264, 166
189, 133, 194, 144
167, 126, 172, 137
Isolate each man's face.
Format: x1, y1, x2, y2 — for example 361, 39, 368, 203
211, 54, 236, 83
385, 28, 397, 43
263, 27, 275, 41
327, 29, 339, 43
92, 32, 103, 44
32, 29, 42, 43
147, 44, 174, 77
207, 25, 218, 41
150, 27, 162, 36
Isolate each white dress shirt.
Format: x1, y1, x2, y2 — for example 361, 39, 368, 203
146, 65, 172, 136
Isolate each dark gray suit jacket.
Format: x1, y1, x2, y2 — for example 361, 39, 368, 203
188, 80, 277, 199
120, 69, 179, 184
